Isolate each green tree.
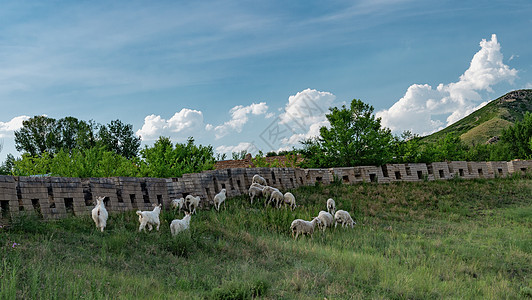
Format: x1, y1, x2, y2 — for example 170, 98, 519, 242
14, 116, 98, 156
140, 137, 215, 178
56, 117, 98, 152
98, 120, 141, 159
500, 111, 532, 159
0, 154, 15, 175
301, 99, 395, 167
232, 150, 248, 160
14, 116, 58, 156
392, 131, 423, 163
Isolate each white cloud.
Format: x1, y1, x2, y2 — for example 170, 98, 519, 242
272, 88, 336, 149
279, 88, 335, 126
377, 34, 518, 135
214, 102, 268, 139
0, 115, 30, 138
526, 82, 532, 89
136, 108, 205, 141
216, 142, 259, 155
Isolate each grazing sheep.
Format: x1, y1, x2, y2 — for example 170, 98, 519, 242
136, 204, 162, 232
268, 190, 284, 208
283, 192, 297, 210
262, 186, 279, 205
290, 217, 322, 240
171, 198, 185, 212
317, 211, 334, 232
248, 185, 263, 204
327, 198, 336, 215
252, 174, 267, 185
185, 195, 200, 214
170, 212, 192, 236
250, 182, 265, 189
334, 210, 356, 228
91, 196, 108, 232
213, 189, 227, 211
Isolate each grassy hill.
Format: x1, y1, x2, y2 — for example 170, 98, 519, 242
1, 178, 531, 299
422, 89, 532, 145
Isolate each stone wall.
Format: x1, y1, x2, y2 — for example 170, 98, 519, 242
1, 160, 531, 221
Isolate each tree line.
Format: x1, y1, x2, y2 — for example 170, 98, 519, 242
1, 99, 531, 177
0, 116, 216, 177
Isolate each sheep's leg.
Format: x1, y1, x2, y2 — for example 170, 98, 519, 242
148, 223, 153, 231
156, 222, 160, 231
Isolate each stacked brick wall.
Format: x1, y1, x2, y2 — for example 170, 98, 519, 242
1, 160, 531, 222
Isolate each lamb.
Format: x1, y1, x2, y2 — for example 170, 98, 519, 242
185, 195, 200, 214
91, 196, 108, 232
327, 198, 336, 215
170, 212, 192, 236
334, 210, 356, 228
317, 211, 334, 232
213, 189, 227, 211
290, 217, 322, 240
268, 190, 285, 208
136, 204, 162, 232
283, 192, 297, 210
252, 174, 267, 185
248, 185, 263, 204
171, 198, 185, 212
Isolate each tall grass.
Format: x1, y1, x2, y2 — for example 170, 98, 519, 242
1, 177, 531, 299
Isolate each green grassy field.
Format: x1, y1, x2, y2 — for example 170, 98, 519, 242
1, 177, 531, 299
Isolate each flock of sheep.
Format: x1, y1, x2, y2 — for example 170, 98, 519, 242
90, 174, 356, 240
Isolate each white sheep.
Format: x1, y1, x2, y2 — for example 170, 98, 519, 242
262, 186, 280, 206
185, 195, 200, 214
248, 185, 263, 204
283, 192, 297, 210
327, 198, 336, 215
269, 190, 284, 208
170, 212, 192, 236
290, 217, 322, 240
334, 210, 356, 228
91, 196, 108, 232
317, 211, 334, 232
213, 189, 227, 211
136, 204, 162, 232
171, 198, 185, 212
252, 174, 267, 185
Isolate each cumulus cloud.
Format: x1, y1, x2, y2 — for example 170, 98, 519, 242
377, 34, 518, 135
216, 142, 259, 156
214, 102, 268, 139
136, 108, 205, 141
279, 88, 335, 127
256, 89, 335, 151
0, 115, 30, 138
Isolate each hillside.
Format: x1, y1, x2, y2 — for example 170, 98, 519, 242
422, 89, 532, 145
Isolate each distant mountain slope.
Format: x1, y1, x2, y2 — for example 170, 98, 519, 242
421, 89, 532, 145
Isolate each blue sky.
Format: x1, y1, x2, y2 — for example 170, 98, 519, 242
1, 0, 531, 161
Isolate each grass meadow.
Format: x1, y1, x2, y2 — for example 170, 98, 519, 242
1, 177, 531, 299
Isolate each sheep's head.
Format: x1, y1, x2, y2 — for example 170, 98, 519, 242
313, 217, 323, 227
96, 196, 105, 205
221, 189, 226, 194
